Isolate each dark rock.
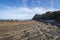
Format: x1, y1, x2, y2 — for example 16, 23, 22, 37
32, 10, 60, 22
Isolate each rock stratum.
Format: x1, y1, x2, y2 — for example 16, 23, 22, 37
0, 20, 60, 40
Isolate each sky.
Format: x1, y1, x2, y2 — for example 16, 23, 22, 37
0, 0, 60, 20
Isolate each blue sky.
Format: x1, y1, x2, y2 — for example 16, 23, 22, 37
0, 0, 60, 20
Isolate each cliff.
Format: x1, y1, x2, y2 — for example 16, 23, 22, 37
32, 10, 60, 22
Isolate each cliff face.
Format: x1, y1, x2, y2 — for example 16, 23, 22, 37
32, 14, 41, 20
32, 10, 60, 22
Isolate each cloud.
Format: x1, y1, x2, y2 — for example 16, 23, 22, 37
0, 6, 47, 14
0, 5, 60, 20
22, 0, 28, 7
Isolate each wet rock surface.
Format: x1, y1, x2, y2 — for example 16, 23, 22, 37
0, 20, 60, 40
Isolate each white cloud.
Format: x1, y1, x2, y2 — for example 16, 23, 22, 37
0, 6, 47, 14
0, 6, 60, 20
